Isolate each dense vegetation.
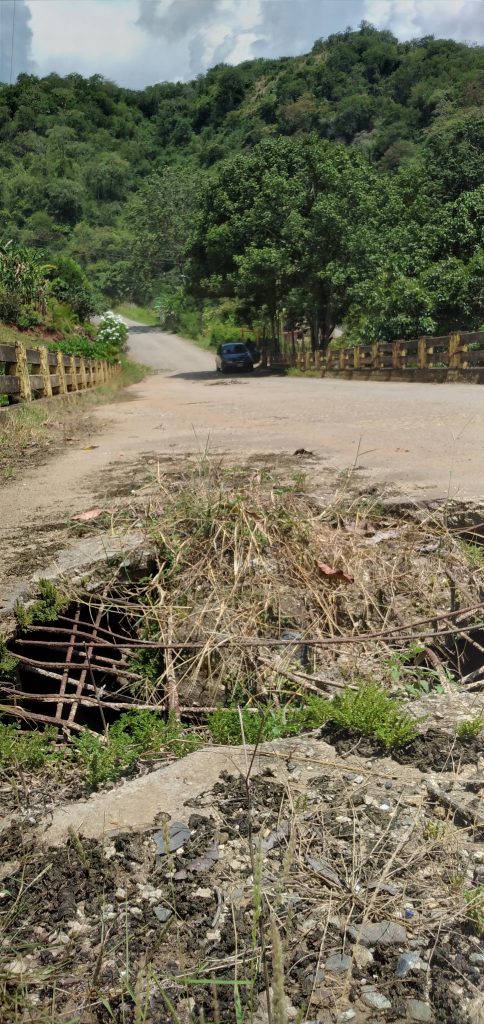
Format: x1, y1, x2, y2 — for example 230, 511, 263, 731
0, 24, 483, 348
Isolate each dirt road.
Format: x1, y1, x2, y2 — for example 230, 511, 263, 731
1, 322, 484, 584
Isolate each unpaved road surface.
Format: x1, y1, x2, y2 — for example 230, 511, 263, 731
1, 321, 484, 594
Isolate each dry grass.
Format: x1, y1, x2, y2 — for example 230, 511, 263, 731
73, 456, 484, 715
0, 361, 146, 481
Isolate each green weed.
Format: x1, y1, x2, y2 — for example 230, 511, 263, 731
0, 635, 18, 677
387, 644, 446, 697
456, 717, 484, 741
74, 711, 201, 789
15, 579, 66, 629
460, 540, 484, 569
327, 682, 418, 748
0, 721, 57, 770
208, 697, 332, 745
464, 885, 484, 937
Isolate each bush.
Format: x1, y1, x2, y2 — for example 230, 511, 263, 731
327, 682, 418, 748
456, 717, 484, 741
74, 711, 201, 789
208, 697, 332, 745
49, 256, 99, 320
96, 310, 128, 357
0, 721, 57, 770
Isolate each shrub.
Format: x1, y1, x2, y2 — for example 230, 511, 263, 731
96, 311, 128, 357
456, 717, 484, 741
0, 721, 57, 770
49, 256, 99, 320
74, 711, 201, 789
208, 697, 332, 745
327, 682, 418, 748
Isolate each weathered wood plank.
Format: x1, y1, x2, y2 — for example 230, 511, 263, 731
0, 375, 20, 395
0, 344, 16, 363
28, 374, 44, 391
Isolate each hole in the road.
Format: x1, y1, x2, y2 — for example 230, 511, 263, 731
5, 594, 164, 734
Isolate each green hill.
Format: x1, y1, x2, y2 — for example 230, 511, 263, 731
1, 23, 483, 345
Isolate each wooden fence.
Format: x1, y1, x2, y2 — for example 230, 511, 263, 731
275, 330, 484, 383
0, 339, 118, 404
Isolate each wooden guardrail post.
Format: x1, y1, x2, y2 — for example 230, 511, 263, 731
69, 355, 78, 391
79, 356, 87, 390
418, 337, 428, 369
56, 351, 67, 394
460, 334, 469, 370
353, 347, 360, 370
38, 346, 52, 398
14, 340, 32, 401
392, 341, 400, 369
372, 343, 379, 370
449, 333, 461, 370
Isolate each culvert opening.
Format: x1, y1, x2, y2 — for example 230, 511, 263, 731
5, 597, 165, 735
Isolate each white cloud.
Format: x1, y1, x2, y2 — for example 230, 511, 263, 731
19, 0, 484, 87
28, 0, 146, 78
364, 0, 484, 44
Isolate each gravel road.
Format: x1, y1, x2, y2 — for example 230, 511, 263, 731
2, 322, 484, 549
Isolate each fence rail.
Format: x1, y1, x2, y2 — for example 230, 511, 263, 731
276, 330, 484, 383
0, 339, 118, 404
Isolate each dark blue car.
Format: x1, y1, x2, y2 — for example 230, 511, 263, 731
215, 342, 254, 373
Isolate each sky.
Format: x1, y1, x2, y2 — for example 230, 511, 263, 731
0, 0, 483, 88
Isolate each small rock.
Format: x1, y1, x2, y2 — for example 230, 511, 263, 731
349, 920, 407, 947
395, 952, 423, 977
470, 953, 484, 966
367, 880, 399, 896
193, 887, 212, 898
115, 888, 127, 901
230, 859, 242, 871
67, 920, 85, 937
325, 953, 352, 974
353, 944, 373, 968
153, 905, 172, 924
406, 998, 433, 1022
153, 821, 191, 855
362, 990, 392, 1010
338, 1013, 356, 1022
129, 906, 143, 919
206, 928, 221, 942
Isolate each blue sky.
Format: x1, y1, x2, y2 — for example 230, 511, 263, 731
1, 0, 483, 87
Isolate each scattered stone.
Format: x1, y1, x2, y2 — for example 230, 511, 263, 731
353, 944, 373, 968
406, 998, 433, 1022
338, 1012, 356, 1022
367, 880, 399, 896
348, 920, 407, 947
129, 906, 143, 919
470, 953, 484, 966
306, 855, 342, 888
395, 952, 426, 977
153, 821, 191, 855
193, 887, 212, 898
153, 905, 172, 924
325, 953, 352, 973
361, 989, 392, 1010
115, 887, 127, 900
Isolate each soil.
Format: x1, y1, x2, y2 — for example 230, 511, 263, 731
321, 724, 482, 770
1, 741, 482, 1024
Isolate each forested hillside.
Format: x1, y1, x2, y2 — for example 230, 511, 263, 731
0, 24, 483, 346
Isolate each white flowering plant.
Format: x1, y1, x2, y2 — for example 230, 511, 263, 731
96, 311, 129, 359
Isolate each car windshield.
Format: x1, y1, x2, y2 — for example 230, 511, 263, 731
222, 344, 247, 354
